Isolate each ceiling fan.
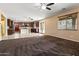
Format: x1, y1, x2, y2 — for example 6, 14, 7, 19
40, 3, 54, 10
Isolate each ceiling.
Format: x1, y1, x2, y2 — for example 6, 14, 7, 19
0, 3, 79, 22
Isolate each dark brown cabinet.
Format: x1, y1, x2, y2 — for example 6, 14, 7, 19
7, 19, 14, 35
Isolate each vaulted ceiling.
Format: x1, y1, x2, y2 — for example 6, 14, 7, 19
0, 3, 79, 22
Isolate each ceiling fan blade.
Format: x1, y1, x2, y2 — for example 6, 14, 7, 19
47, 3, 54, 6
46, 7, 51, 10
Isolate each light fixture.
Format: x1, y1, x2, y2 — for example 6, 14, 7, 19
41, 3, 46, 10
41, 5, 46, 10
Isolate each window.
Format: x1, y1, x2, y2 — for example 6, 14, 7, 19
58, 13, 77, 30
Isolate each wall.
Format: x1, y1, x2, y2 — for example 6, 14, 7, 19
0, 10, 7, 39
42, 7, 79, 42
1, 15, 6, 36
0, 22, 1, 39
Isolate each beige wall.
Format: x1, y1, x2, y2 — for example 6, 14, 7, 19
0, 10, 6, 39
42, 7, 79, 42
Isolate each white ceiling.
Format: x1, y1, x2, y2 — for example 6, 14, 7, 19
0, 3, 79, 22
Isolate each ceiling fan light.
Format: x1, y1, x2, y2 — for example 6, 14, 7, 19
41, 5, 46, 10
